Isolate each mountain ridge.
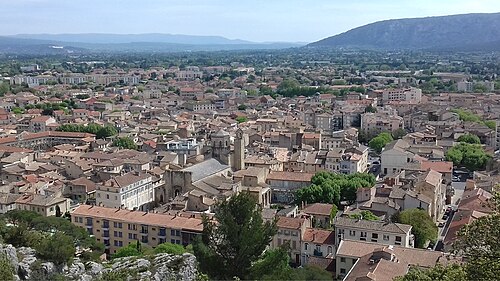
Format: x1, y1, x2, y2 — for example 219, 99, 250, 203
309, 12, 500, 51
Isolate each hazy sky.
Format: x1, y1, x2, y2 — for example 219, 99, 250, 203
1, 0, 499, 42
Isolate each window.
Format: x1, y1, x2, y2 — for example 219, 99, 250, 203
360, 232, 367, 241
371, 233, 379, 242
73, 216, 78, 223
327, 246, 333, 254
284, 230, 290, 236
383, 234, 390, 241
395, 236, 402, 245
349, 230, 356, 236
106, 194, 109, 199
304, 243, 309, 250
340, 257, 346, 263
277, 238, 282, 246
340, 268, 346, 274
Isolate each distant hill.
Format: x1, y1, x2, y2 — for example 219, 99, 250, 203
0, 33, 305, 54
10, 33, 253, 45
309, 13, 500, 51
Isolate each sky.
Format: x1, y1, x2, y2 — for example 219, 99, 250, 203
1, 0, 499, 43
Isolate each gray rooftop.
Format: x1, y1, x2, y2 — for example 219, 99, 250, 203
335, 216, 412, 234
182, 158, 229, 182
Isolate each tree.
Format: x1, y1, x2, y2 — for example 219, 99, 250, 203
235, 116, 248, 123
451, 193, 500, 280
12, 107, 24, 115
154, 242, 186, 255
457, 133, 481, 144
349, 210, 379, 221
36, 231, 76, 265
364, 105, 377, 113
392, 128, 407, 139
368, 132, 393, 153
396, 209, 437, 248
237, 104, 247, 110
112, 137, 137, 150
295, 172, 376, 207
96, 125, 118, 139
0, 254, 15, 281
395, 264, 467, 281
445, 143, 490, 171
112, 242, 142, 259
193, 192, 277, 280
0, 82, 9, 96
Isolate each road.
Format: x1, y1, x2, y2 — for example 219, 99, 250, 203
433, 181, 466, 251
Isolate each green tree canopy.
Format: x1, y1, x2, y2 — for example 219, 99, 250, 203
295, 172, 376, 207
349, 210, 379, 221
154, 242, 186, 255
394, 208, 437, 248
57, 123, 117, 139
395, 264, 467, 281
235, 116, 248, 123
368, 132, 393, 153
0, 254, 14, 281
35, 231, 76, 265
193, 192, 277, 280
112, 242, 142, 259
445, 143, 490, 171
451, 193, 500, 280
392, 128, 407, 139
237, 104, 247, 110
457, 133, 481, 144
112, 137, 137, 150
364, 105, 377, 113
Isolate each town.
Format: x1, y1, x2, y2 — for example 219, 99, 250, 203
0, 47, 497, 280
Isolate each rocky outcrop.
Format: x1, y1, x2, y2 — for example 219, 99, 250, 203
0, 244, 199, 281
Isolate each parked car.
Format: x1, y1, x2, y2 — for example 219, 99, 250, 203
438, 222, 445, 227
442, 214, 448, 220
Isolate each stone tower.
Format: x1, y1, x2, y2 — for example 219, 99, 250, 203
210, 129, 231, 165
233, 128, 245, 171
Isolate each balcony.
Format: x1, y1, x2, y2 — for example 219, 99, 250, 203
313, 249, 323, 257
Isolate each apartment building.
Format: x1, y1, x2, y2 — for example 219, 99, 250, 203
300, 228, 335, 267
96, 172, 154, 211
28, 116, 57, 133
381, 87, 422, 104
184, 101, 216, 112
360, 112, 404, 137
334, 216, 413, 249
72, 205, 203, 255
272, 216, 310, 265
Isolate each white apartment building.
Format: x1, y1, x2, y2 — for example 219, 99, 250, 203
382, 87, 422, 104
96, 172, 154, 211
334, 216, 413, 248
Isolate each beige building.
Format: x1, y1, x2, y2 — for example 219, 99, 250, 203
96, 172, 154, 211
72, 205, 203, 255
360, 112, 404, 137
29, 116, 57, 133
15, 193, 70, 216
272, 216, 310, 265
